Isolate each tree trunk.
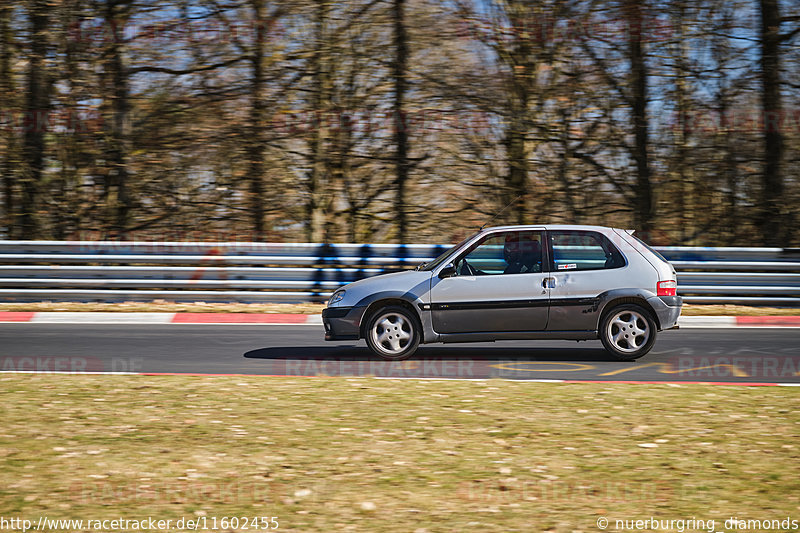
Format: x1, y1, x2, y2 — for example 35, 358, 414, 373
626, 0, 653, 234
393, 0, 409, 243
758, 0, 784, 245
504, 113, 529, 224
0, 3, 15, 237
556, 109, 577, 221
248, 0, 267, 241
51, 0, 83, 240
102, 0, 131, 238
710, 6, 739, 245
20, 0, 50, 239
502, 1, 533, 225
306, 0, 331, 242
671, 0, 692, 242
719, 90, 739, 246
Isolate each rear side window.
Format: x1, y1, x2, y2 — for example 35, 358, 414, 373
631, 235, 669, 263
549, 231, 626, 271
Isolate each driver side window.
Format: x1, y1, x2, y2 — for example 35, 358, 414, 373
454, 231, 543, 276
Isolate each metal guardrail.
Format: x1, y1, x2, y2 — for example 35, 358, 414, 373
0, 241, 798, 305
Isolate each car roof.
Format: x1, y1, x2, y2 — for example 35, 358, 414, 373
480, 224, 622, 233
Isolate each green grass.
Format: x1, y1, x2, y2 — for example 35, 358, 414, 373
1, 375, 798, 532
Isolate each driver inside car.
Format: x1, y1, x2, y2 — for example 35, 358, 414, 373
503, 233, 542, 274
455, 232, 543, 276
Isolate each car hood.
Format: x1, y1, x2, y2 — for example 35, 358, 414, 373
333, 270, 432, 307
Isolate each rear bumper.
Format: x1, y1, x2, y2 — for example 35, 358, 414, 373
322, 306, 367, 341
648, 295, 683, 330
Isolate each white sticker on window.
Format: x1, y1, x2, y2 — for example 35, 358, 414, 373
558, 263, 577, 270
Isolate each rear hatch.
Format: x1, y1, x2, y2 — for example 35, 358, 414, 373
613, 229, 678, 295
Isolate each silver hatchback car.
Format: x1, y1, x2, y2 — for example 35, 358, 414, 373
322, 225, 681, 361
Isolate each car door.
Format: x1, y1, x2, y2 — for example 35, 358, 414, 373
546, 229, 629, 331
429, 229, 549, 333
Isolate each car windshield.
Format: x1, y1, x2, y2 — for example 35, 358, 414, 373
420, 233, 478, 272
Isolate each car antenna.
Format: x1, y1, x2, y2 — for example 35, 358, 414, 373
480, 194, 523, 230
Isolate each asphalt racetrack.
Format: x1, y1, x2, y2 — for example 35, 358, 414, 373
1, 324, 798, 384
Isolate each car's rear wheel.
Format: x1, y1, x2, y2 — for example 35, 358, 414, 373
365, 305, 420, 360
600, 304, 657, 361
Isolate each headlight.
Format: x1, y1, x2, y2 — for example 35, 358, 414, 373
328, 290, 346, 306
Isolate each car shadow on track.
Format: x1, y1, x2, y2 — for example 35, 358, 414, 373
243, 344, 619, 362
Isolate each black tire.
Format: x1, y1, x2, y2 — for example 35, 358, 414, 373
599, 303, 657, 361
364, 305, 421, 360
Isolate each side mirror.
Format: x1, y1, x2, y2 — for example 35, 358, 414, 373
438, 262, 456, 279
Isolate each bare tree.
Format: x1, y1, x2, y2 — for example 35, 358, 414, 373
0, 2, 16, 237
758, 0, 797, 245
392, 0, 409, 242
20, 0, 51, 238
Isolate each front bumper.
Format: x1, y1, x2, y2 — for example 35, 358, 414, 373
647, 295, 683, 330
322, 306, 368, 341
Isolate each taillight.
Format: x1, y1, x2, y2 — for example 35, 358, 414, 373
657, 280, 677, 296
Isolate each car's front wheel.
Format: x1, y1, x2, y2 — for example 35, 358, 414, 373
365, 305, 421, 360
600, 304, 657, 361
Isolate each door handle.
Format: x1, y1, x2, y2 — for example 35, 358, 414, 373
542, 277, 556, 289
